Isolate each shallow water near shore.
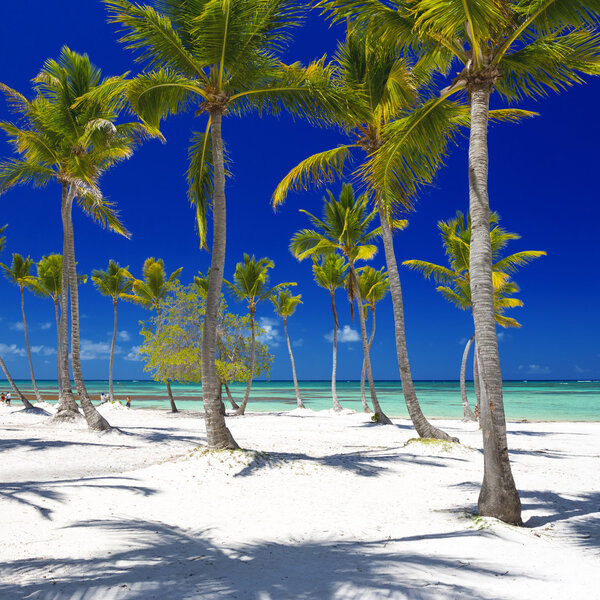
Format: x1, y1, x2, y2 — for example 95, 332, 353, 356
6, 379, 599, 421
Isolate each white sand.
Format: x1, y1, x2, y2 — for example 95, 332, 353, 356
0, 402, 598, 599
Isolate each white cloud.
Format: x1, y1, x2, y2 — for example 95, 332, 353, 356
292, 338, 303, 348
117, 330, 131, 342
0, 343, 25, 357
575, 365, 585, 374
79, 339, 123, 360
518, 364, 551, 375
9, 321, 24, 331
257, 317, 281, 347
497, 332, 505, 341
40, 322, 52, 330
125, 346, 142, 362
31, 345, 56, 356
325, 325, 360, 343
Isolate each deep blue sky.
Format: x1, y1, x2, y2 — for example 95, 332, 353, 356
0, 2, 598, 382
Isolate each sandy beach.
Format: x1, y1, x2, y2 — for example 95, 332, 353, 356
0, 402, 598, 599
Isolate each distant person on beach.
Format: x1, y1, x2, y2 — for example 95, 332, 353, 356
1, 393, 5, 404
126, 396, 131, 408
6, 392, 11, 405
100, 392, 108, 404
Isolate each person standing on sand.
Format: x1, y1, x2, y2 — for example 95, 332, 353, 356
6, 392, 11, 405
126, 396, 131, 409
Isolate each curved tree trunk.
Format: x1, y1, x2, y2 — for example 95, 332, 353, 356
165, 379, 178, 413
53, 185, 81, 422
468, 83, 521, 524
349, 264, 391, 424
54, 299, 63, 400
284, 317, 305, 409
0, 355, 34, 409
360, 307, 376, 413
330, 290, 343, 411
109, 299, 118, 402
200, 110, 238, 448
64, 189, 111, 432
473, 340, 481, 422
460, 334, 477, 421
378, 206, 457, 440
20, 286, 42, 402
223, 380, 239, 410
236, 305, 256, 416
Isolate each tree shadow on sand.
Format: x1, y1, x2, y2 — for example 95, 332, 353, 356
0, 476, 157, 520
0, 518, 537, 600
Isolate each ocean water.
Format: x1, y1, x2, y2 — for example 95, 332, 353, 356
6, 379, 600, 421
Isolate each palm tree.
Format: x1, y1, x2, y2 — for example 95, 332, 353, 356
225, 254, 290, 415
92, 260, 135, 402
106, 0, 346, 449
0, 226, 34, 410
273, 28, 518, 439
312, 254, 348, 411
0, 47, 150, 430
271, 289, 305, 409
291, 183, 393, 424
1, 253, 43, 403
356, 266, 389, 413
404, 211, 546, 421
318, 0, 600, 525
126, 257, 182, 412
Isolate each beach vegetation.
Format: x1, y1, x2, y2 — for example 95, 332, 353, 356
271, 289, 305, 409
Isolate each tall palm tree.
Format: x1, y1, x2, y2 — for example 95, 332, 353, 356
319, 0, 600, 525
291, 183, 393, 424
0, 47, 150, 430
1, 253, 43, 402
225, 254, 290, 415
274, 28, 521, 439
404, 211, 546, 421
106, 0, 345, 449
356, 266, 389, 413
126, 257, 182, 412
0, 226, 34, 410
271, 289, 305, 409
92, 260, 134, 402
312, 254, 348, 411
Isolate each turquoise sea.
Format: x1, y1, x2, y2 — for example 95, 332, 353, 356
7, 379, 600, 421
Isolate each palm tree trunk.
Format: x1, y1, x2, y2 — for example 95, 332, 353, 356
19, 286, 42, 402
236, 306, 256, 415
360, 307, 376, 413
223, 380, 239, 410
284, 317, 305, 409
349, 264, 391, 424
468, 82, 521, 524
460, 334, 477, 421
473, 341, 481, 421
378, 205, 457, 440
200, 110, 238, 448
54, 298, 63, 398
165, 379, 178, 413
0, 355, 34, 409
64, 189, 111, 432
109, 299, 118, 402
54, 185, 81, 421
330, 290, 343, 411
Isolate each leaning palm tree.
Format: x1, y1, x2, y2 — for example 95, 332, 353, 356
356, 266, 389, 413
126, 257, 182, 412
404, 211, 546, 421
312, 254, 348, 412
1, 253, 43, 402
92, 260, 134, 402
271, 289, 305, 409
225, 254, 290, 415
291, 183, 393, 424
105, 0, 346, 449
0, 47, 150, 430
319, 0, 600, 525
273, 28, 521, 439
